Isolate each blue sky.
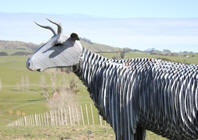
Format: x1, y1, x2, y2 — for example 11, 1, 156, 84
0, 0, 198, 52
1, 0, 198, 18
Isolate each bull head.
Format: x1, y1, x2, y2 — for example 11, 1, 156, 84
26, 19, 83, 71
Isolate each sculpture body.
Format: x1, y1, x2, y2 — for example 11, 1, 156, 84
26, 20, 198, 140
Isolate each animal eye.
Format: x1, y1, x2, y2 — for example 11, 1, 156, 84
54, 43, 62, 47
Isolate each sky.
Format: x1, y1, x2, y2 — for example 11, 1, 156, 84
0, 0, 198, 52
1, 0, 198, 18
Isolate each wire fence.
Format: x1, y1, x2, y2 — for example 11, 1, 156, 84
8, 104, 107, 127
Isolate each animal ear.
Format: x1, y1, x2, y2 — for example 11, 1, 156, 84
70, 33, 80, 41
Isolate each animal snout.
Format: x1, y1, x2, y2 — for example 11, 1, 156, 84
26, 58, 32, 71
26, 58, 42, 72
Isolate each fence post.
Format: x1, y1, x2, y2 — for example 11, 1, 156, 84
24, 116, 27, 127
99, 115, 102, 126
54, 110, 57, 126
68, 105, 72, 126
75, 105, 80, 125
34, 114, 38, 126
85, 104, 89, 125
80, 105, 85, 126
38, 114, 41, 126
49, 111, 53, 126
90, 104, 95, 125
40, 113, 43, 127
64, 108, 68, 126
44, 112, 47, 126
30, 115, 33, 126
59, 109, 63, 126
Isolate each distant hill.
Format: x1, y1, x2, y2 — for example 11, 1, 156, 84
0, 40, 39, 55
0, 39, 195, 57
0, 39, 121, 56
80, 38, 121, 52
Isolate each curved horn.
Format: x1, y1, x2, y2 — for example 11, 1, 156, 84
47, 19, 62, 34
34, 22, 56, 35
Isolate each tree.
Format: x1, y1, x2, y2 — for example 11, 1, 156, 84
0, 52, 8, 56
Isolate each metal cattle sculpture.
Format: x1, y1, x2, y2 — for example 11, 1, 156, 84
26, 19, 198, 140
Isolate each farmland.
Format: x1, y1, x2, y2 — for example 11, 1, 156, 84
0, 51, 198, 139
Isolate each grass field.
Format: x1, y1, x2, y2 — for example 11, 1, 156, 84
0, 52, 197, 139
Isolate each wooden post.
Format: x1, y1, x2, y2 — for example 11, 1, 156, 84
54, 110, 57, 126
75, 105, 80, 125
43, 113, 45, 126
40, 113, 43, 127
64, 108, 68, 126
90, 104, 95, 125
80, 105, 85, 126
35, 114, 38, 126
38, 114, 41, 126
29, 115, 31, 126
85, 104, 89, 125
68, 105, 72, 125
44, 112, 47, 126
24, 116, 27, 127
49, 111, 53, 126
60, 109, 63, 126
99, 115, 102, 126
71, 105, 75, 125
59, 109, 62, 126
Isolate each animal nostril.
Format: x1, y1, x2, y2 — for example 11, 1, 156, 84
27, 62, 30, 67
26, 58, 32, 70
